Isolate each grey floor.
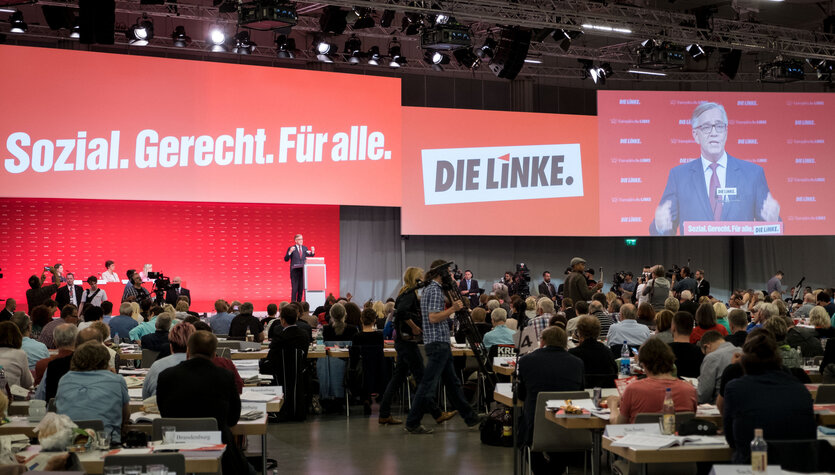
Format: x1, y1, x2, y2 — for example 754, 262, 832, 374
264, 410, 514, 474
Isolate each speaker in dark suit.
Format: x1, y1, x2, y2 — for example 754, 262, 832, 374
157, 334, 250, 474
457, 270, 480, 308
55, 281, 84, 309
284, 234, 315, 302
164, 277, 190, 306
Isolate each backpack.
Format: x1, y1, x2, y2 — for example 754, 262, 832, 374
479, 407, 513, 447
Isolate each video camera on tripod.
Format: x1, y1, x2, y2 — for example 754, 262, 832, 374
147, 271, 177, 304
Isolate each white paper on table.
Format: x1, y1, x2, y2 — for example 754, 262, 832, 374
240, 392, 276, 402
604, 423, 660, 438
697, 404, 721, 416
493, 357, 514, 366
128, 388, 143, 399
246, 386, 283, 397
114, 448, 154, 455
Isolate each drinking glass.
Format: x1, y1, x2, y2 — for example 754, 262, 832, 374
162, 426, 177, 444
103, 468, 122, 475
146, 464, 166, 475
123, 466, 141, 475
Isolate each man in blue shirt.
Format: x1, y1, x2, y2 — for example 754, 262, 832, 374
482, 308, 516, 350
11, 312, 49, 370
210, 300, 235, 335
405, 260, 482, 434
109, 302, 139, 340
606, 304, 652, 347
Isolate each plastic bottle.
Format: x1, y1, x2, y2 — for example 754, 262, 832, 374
316, 324, 324, 347
620, 341, 631, 375
0, 366, 9, 400
661, 387, 675, 435
502, 408, 512, 438
751, 428, 767, 473
245, 327, 254, 342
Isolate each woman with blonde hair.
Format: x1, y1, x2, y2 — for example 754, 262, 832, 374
713, 302, 730, 332
810, 306, 834, 339
378, 266, 452, 425
129, 302, 143, 323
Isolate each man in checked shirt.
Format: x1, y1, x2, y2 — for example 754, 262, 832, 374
405, 260, 483, 434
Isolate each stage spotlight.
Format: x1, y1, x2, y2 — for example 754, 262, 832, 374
401, 12, 422, 35
171, 25, 191, 47
233, 30, 256, 54
275, 35, 295, 58
553, 28, 582, 52
807, 58, 834, 81
579, 59, 610, 85
126, 16, 154, 45
345, 34, 362, 63
209, 27, 227, 52
380, 10, 395, 28
353, 7, 374, 29
453, 47, 480, 69
686, 44, 706, 59
476, 36, 496, 60
424, 50, 450, 70
388, 38, 406, 67
367, 45, 381, 65
70, 21, 80, 39
9, 10, 27, 33
316, 40, 337, 62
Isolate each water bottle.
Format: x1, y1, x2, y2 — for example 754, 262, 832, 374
661, 387, 676, 435
316, 324, 324, 347
0, 366, 9, 400
620, 341, 631, 375
751, 428, 767, 473
113, 334, 120, 345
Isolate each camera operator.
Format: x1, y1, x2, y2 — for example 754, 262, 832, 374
621, 272, 637, 294
122, 273, 150, 303
165, 277, 191, 306
641, 265, 671, 311
672, 266, 698, 299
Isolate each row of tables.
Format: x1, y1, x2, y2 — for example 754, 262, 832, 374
492, 363, 834, 475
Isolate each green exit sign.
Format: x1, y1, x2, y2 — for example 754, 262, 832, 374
625, 239, 637, 246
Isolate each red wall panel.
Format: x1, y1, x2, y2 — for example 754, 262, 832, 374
0, 198, 339, 312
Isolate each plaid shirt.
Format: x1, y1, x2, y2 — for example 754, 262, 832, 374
530, 313, 552, 341
421, 281, 450, 344
122, 284, 149, 303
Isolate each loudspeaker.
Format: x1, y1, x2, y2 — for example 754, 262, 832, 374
718, 49, 741, 80
488, 27, 532, 80
78, 0, 115, 45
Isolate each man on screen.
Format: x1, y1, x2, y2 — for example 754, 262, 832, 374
650, 102, 781, 235
285, 234, 315, 302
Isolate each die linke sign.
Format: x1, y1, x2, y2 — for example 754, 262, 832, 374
421, 144, 585, 205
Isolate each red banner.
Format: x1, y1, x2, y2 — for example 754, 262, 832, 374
0, 45, 401, 207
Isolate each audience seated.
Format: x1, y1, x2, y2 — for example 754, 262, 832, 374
668, 312, 704, 378
810, 306, 835, 339
34, 324, 78, 387
191, 321, 244, 393
78, 305, 104, 331
762, 317, 801, 368
318, 303, 358, 411
109, 302, 139, 340
210, 299, 235, 335
678, 290, 699, 316
635, 302, 656, 330
653, 310, 675, 344
228, 302, 264, 342
128, 306, 165, 342
608, 338, 697, 424
725, 309, 749, 347
783, 315, 822, 357
606, 304, 651, 348
142, 322, 195, 399
690, 303, 728, 343
0, 322, 34, 391
697, 330, 739, 404
589, 301, 612, 339
157, 330, 252, 474
664, 297, 680, 314
140, 314, 173, 355
55, 341, 129, 444
29, 304, 54, 341
713, 303, 730, 332
517, 326, 584, 474
568, 315, 617, 388
39, 304, 79, 349
529, 298, 555, 342
723, 331, 816, 463
11, 312, 49, 371
481, 308, 515, 350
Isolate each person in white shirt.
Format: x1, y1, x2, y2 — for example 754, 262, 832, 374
79, 276, 107, 316
101, 260, 121, 283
